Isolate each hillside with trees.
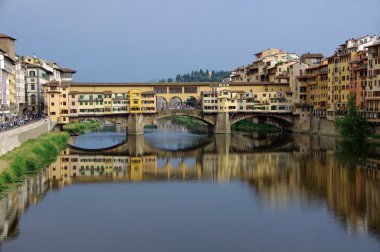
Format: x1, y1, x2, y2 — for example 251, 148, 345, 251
159, 69, 231, 83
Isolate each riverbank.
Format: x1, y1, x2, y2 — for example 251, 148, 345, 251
0, 132, 69, 192
232, 119, 281, 133
62, 120, 101, 133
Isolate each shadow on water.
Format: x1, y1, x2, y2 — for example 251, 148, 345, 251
1, 118, 380, 251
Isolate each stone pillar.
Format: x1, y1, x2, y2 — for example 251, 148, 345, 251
127, 114, 144, 135
213, 112, 231, 134
127, 135, 145, 156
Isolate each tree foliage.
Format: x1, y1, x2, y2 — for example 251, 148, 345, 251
335, 95, 369, 141
159, 69, 231, 83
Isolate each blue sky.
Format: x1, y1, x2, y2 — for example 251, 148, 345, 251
0, 0, 379, 82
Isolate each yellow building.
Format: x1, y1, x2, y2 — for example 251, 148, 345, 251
326, 35, 378, 119
366, 40, 380, 120
327, 53, 351, 118
129, 89, 142, 113
302, 62, 328, 117
8, 70, 16, 114
44, 81, 63, 123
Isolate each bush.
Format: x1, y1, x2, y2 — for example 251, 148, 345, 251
62, 121, 101, 133
0, 132, 69, 192
232, 119, 280, 133
335, 95, 369, 142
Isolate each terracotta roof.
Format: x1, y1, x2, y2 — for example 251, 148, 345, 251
302, 53, 323, 58
66, 81, 290, 88
61, 68, 77, 73
306, 64, 324, 70
0, 33, 16, 40
43, 81, 59, 87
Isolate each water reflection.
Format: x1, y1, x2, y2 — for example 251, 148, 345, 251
1, 131, 380, 251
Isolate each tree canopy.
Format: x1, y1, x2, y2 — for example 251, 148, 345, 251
159, 69, 231, 83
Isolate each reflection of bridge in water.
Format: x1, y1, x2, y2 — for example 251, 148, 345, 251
68, 133, 296, 157
1, 134, 380, 245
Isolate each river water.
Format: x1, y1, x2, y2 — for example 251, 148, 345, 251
0, 119, 380, 252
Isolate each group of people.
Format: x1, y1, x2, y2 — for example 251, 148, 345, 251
0, 113, 46, 132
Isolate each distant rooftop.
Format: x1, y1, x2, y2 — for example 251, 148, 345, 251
302, 53, 323, 58
0, 33, 16, 40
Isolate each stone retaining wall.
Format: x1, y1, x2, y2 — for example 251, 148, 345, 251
0, 120, 51, 156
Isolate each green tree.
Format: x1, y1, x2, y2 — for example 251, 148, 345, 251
335, 95, 369, 141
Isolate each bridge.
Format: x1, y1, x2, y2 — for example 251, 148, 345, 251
75, 109, 307, 135
44, 81, 315, 135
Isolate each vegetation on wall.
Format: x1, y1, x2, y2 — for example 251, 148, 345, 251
159, 69, 231, 83
62, 120, 101, 133
0, 132, 69, 192
232, 119, 281, 133
172, 116, 208, 127
335, 95, 369, 142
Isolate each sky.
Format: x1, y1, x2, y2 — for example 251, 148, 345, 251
0, 0, 379, 82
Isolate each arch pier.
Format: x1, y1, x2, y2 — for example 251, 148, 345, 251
81, 110, 304, 135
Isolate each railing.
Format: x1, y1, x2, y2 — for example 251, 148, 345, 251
0, 116, 47, 133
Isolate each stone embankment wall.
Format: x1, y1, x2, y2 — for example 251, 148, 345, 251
309, 117, 338, 136
0, 119, 52, 156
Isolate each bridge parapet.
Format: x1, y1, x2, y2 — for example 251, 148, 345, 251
156, 109, 203, 117
153, 109, 216, 125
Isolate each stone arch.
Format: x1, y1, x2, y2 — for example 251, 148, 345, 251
184, 96, 198, 109
155, 114, 215, 126
230, 114, 293, 130
157, 96, 167, 110
169, 96, 182, 109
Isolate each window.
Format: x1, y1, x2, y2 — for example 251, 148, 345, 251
30, 95, 36, 105
169, 87, 182, 94
29, 71, 36, 77
72, 102, 75, 106
51, 102, 55, 106
184, 86, 197, 93
31, 84, 35, 90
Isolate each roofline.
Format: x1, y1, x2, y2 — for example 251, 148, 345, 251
67, 81, 290, 87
